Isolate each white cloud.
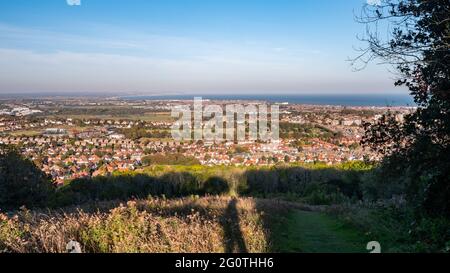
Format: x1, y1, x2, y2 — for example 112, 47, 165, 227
67, 0, 81, 6
367, 0, 381, 6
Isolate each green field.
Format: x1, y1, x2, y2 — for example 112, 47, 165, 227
271, 210, 366, 253
9, 130, 42, 137
44, 112, 174, 122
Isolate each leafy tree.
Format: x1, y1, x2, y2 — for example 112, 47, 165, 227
354, 0, 449, 217
0, 145, 54, 210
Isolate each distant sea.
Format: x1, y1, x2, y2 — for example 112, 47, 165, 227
122, 94, 416, 107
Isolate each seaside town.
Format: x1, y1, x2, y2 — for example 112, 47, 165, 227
0, 97, 413, 185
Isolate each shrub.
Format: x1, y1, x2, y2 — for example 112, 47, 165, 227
203, 177, 230, 195
0, 146, 54, 210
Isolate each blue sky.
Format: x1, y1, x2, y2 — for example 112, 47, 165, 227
0, 0, 403, 95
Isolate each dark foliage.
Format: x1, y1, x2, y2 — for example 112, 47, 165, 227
244, 165, 367, 203
355, 0, 450, 217
48, 165, 369, 207
204, 177, 230, 195
52, 172, 228, 207
0, 145, 54, 210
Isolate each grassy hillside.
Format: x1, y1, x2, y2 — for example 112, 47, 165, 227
0, 196, 371, 253
1, 156, 447, 253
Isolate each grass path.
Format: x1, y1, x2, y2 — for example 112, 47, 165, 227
272, 210, 367, 253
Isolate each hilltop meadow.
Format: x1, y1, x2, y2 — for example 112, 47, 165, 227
2, 151, 447, 253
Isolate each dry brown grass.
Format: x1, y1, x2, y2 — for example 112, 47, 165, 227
0, 196, 304, 253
